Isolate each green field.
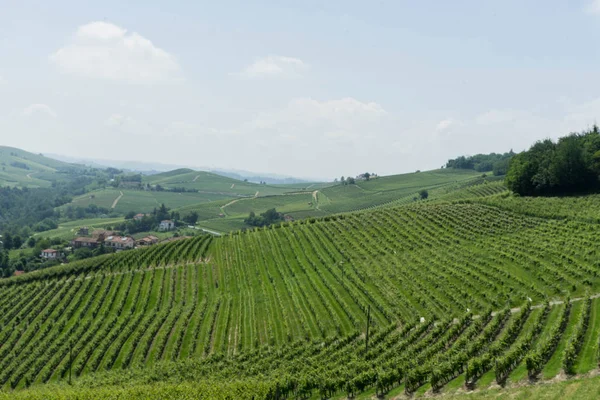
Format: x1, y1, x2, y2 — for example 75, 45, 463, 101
3, 193, 600, 398
32, 217, 125, 240
175, 169, 483, 232
143, 169, 302, 197
0, 146, 83, 188
61, 188, 233, 214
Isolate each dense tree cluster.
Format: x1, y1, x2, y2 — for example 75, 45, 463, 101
506, 127, 600, 196
116, 204, 181, 234
446, 151, 515, 175
244, 208, 283, 227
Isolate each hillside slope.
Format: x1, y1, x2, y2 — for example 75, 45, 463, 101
2, 198, 600, 397
0, 146, 83, 187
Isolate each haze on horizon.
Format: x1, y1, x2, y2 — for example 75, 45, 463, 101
1, 0, 600, 180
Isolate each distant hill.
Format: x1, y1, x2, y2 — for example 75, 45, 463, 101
0, 146, 85, 188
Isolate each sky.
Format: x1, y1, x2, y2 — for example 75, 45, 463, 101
1, 0, 600, 180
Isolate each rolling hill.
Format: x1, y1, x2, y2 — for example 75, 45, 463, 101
3, 190, 600, 398
0, 146, 84, 188
177, 168, 482, 233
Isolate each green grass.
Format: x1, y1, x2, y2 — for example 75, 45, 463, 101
574, 297, 600, 374
61, 188, 233, 214
543, 301, 583, 379
33, 217, 125, 240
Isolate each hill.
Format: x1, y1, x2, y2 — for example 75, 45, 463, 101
0, 146, 84, 188
179, 168, 481, 233
143, 169, 309, 197
3, 194, 600, 397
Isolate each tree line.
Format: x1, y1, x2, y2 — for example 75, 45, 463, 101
506, 126, 600, 196
446, 151, 515, 175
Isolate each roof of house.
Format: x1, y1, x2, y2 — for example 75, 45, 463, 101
161, 220, 173, 223
72, 237, 100, 243
42, 249, 57, 253
13, 270, 25, 276
105, 236, 135, 243
134, 213, 145, 217
147, 235, 159, 240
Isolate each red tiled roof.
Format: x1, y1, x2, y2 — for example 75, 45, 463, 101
13, 270, 25, 276
42, 249, 57, 253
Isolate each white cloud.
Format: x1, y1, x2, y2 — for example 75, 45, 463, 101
585, 0, 600, 14
236, 55, 308, 79
105, 113, 135, 128
436, 119, 455, 131
50, 21, 182, 83
21, 104, 57, 118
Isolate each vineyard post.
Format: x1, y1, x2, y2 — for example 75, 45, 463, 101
69, 339, 72, 385
366, 304, 371, 353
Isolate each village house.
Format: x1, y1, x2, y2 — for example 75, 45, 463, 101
104, 236, 135, 250
71, 237, 100, 249
40, 248, 59, 259
159, 220, 175, 231
13, 270, 25, 277
91, 230, 116, 241
136, 235, 159, 246
133, 213, 146, 221
284, 215, 294, 222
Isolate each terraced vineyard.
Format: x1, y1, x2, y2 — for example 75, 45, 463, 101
3, 200, 600, 398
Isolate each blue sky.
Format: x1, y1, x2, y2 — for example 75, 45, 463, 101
1, 0, 600, 179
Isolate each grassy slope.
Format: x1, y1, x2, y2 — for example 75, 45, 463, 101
0, 146, 80, 188
143, 169, 296, 196
179, 168, 482, 232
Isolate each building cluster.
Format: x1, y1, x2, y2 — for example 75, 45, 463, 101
69, 227, 161, 252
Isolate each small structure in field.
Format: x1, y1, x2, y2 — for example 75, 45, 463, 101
78, 227, 89, 236
133, 213, 146, 221
40, 249, 59, 259
13, 270, 25, 277
71, 237, 101, 249
159, 220, 175, 231
136, 235, 159, 246
104, 236, 135, 250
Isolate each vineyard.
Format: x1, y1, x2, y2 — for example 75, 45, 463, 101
3, 199, 600, 398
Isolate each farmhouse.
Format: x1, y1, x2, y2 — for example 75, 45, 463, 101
136, 235, 159, 246
13, 270, 24, 277
71, 237, 100, 249
133, 213, 146, 221
104, 236, 135, 250
92, 230, 116, 241
40, 249, 59, 259
159, 220, 175, 231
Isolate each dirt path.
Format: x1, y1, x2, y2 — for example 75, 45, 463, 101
193, 174, 201, 182
312, 190, 319, 209
254, 191, 259, 198
111, 191, 124, 209
230, 184, 235, 189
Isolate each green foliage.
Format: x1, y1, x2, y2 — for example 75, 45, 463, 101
446, 151, 515, 174
506, 127, 600, 196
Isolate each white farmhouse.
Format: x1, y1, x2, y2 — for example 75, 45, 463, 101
41, 249, 58, 259
159, 220, 175, 231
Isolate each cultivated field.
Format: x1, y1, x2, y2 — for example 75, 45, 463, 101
3, 195, 600, 398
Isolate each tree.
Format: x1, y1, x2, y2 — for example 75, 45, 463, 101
364, 172, 371, 181
12, 235, 22, 250
183, 211, 199, 225
346, 177, 356, 185
419, 189, 429, 200
27, 237, 36, 248
125, 211, 137, 220
2, 233, 13, 250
